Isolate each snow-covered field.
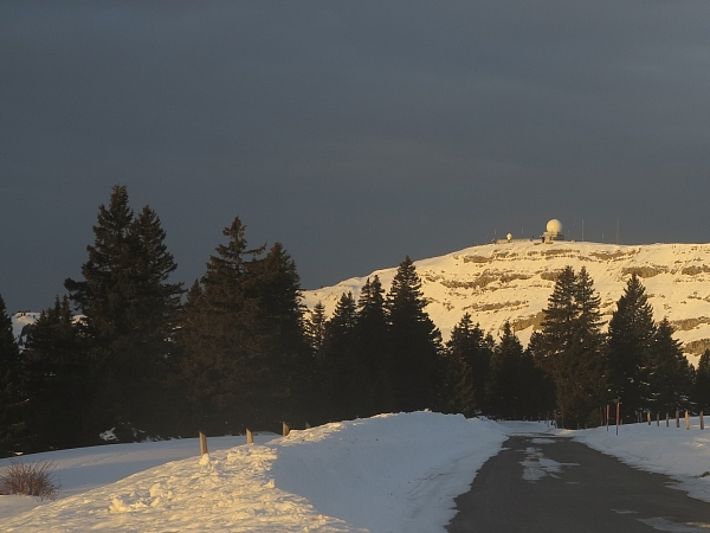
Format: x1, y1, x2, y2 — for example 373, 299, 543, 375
568, 419, 710, 502
0, 412, 507, 532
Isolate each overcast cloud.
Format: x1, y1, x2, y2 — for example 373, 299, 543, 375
2, 1, 710, 311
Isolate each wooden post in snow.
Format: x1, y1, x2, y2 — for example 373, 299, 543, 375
616, 401, 621, 436
701, 410, 705, 430
246, 428, 254, 444
647, 411, 651, 425
199, 431, 208, 456
666, 412, 669, 427
685, 410, 691, 430
282, 421, 290, 437
676, 409, 680, 428
606, 404, 610, 432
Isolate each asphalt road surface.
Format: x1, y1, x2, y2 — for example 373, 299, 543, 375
447, 435, 710, 532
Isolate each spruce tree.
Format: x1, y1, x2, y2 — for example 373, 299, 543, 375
445, 313, 490, 417
647, 319, 693, 414
607, 274, 656, 422
564, 267, 606, 426
0, 294, 24, 456
486, 322, 526, 419
694, 350, 710, 411
534, 266, 606, 427
317, 292, 358, 421
65, 186, 183, 440
385, 257, 442, 412
175, 280, 213, 433
355, 276, 390, 416
179, 217, 264, 434
246, 242, 310, 428
305, 302, 327, 353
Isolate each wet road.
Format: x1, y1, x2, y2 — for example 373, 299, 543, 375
447, 435, 710, 532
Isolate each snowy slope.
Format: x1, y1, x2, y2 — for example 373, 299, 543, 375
304, 241, 710, 364
0, 413, 506, 532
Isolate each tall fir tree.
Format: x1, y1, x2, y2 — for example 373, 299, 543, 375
178, 217, 264, 435
444, 313, 490, 417
564, 267, 606, 427
317, 292, 358, 421
355, 276, 390, 416
607, 274, 656, 422
694, 350, 710, 411
246, 242, 310, 428
305, 302, 327, 354
385, 257, 442, 412
0, 294, 24, 456
179, 219, 312, 434
65, 186, 182, 440
533, 266, 606, 427
646, 318, 693, 414
486, 322, 526, 419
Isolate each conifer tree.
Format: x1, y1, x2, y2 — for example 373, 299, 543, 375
385, 257, 442, 412
647, 319, 693, 413
247, 242, 310, 427
65, 186, 183, 440
355, 276, 390, 415
317, 292, 358, 421
534, 266, 606, 427
694, 350, 710, 411
527, 332, 557, 417
305, 302, 327, 353
536, 267, 578, 363
175, 280, 213, 432
179, 217, 264, 434
607, 274, 656, 422
21, 297, 90, 451
0, 294, 24, 456
486, 322, 526, 419
564, 267, 606, 426
444, 313, 490, 417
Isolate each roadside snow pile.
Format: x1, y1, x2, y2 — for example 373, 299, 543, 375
0, 435, 253, 521
569, 419, 710, 501
0, 412, 506, 532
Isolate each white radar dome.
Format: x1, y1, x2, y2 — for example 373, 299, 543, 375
546, 219, 563, 234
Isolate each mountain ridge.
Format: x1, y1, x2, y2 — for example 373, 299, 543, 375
303, 240, 710, 365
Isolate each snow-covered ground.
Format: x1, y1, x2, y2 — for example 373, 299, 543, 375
0, 412, 507, 532
4, 414, 710, 531
0, 434, 258, 521
568, 418, 710, 502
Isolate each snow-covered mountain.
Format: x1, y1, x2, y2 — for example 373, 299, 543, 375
303, 240, 710, 365
11, 312, 41, 345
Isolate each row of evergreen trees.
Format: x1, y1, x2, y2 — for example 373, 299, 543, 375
2, 185, 710, 456
528, 266, 700, 428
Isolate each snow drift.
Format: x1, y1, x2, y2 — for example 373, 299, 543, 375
0, 412, 506, 532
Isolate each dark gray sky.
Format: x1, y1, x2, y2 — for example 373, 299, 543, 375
2, 1, 710, 312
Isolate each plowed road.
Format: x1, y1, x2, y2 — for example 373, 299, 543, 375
448, 435, 710, 532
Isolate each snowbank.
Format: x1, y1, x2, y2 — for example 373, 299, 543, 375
568, 419, 710, 501
0, 412, 506, 532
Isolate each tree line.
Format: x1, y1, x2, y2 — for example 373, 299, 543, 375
2, 185, 710, 456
